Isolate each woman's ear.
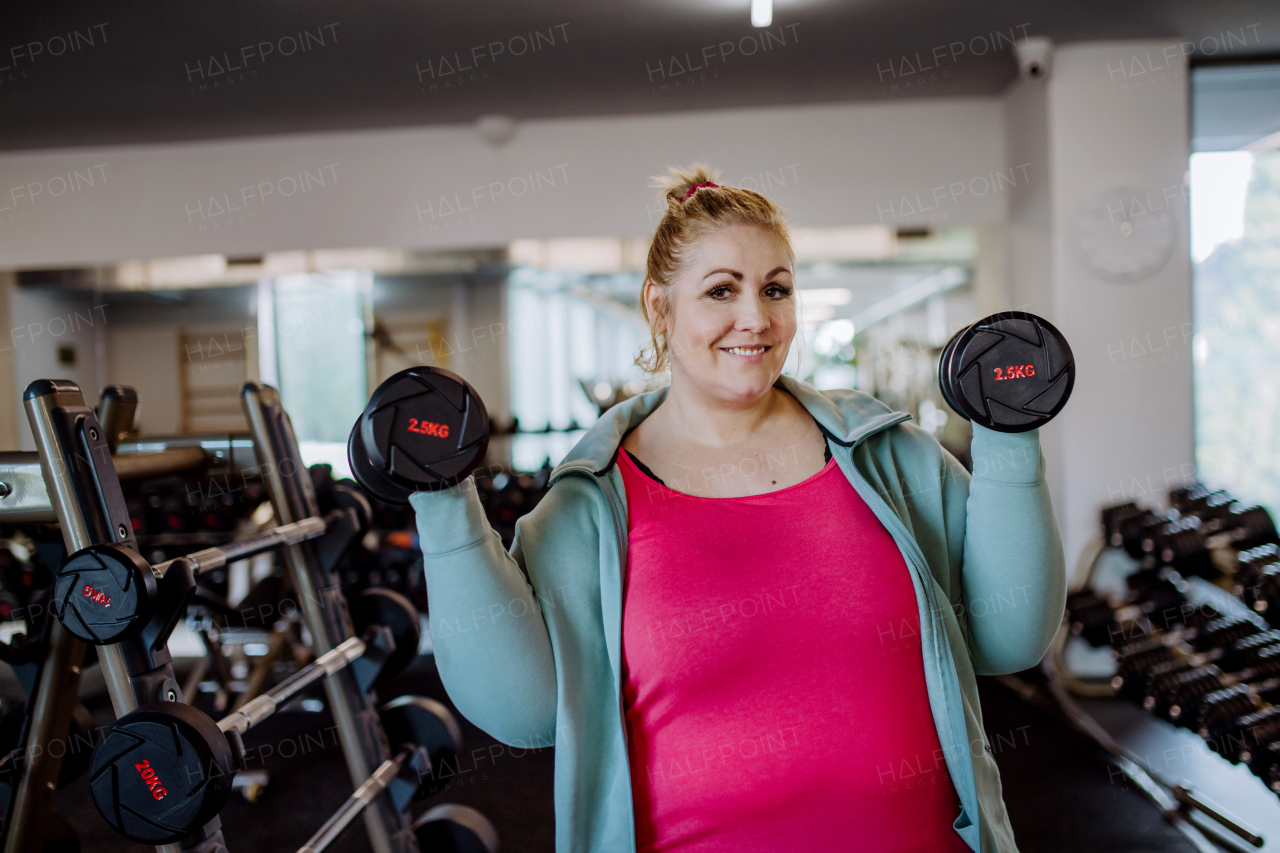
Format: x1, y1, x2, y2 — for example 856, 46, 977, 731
643, 279, 666, 335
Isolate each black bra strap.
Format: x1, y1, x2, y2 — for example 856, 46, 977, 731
626, 451, 666, 486
625, 444, 831, 488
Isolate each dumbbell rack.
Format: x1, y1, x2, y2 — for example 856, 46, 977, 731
0, 380, 414, 853
1049, 489, 1280, 852
1058, 552, 1280, 851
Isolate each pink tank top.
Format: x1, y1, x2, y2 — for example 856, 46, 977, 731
618, 447, 969, 853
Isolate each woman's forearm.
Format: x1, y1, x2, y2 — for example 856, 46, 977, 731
410, 479, 558, 745
959, 427, 1067, 675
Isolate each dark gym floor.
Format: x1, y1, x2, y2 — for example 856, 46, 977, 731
57, 661, 1195, 853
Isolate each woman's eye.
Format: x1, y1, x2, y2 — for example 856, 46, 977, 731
766, 284, 793, 298
707, 285, 732, 299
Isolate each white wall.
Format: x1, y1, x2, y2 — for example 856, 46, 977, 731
0, 98, 1007, 268
1005, 42, 1194, 566
8, 287, 105, 448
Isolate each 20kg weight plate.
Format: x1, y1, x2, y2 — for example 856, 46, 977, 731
349, 367, 489, 505
89, 702, 233, 844
939, 311, 1075, 433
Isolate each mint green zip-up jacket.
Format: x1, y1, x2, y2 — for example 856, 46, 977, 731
410, 375, 1066, 852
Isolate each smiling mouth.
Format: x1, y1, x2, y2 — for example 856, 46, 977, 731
722, 345, 770, 356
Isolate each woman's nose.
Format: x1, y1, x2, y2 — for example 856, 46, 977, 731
734, 295, 770, 331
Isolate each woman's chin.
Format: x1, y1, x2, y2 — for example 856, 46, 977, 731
709, 372, 778, 402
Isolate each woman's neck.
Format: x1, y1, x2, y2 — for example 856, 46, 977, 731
653, 375, 785, 450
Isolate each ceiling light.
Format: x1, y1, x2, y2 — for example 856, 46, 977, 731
751, 0, 772, 28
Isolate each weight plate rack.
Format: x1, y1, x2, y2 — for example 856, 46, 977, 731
0, 380, 498, 853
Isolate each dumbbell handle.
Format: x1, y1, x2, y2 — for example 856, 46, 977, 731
297, 747, 419, 853
218, 636, 365, 735
152, 515, 330, 578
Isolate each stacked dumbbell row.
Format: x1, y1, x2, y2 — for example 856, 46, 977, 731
1163, 485, 1280, 622
1072, 488, 1280, 794
1067, 582, 1280, 791
1102, 489, 1277, 582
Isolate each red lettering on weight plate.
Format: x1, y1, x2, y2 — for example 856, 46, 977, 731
406, 418, 450, 438
82, 584, 111, 607
134, 759, 168, 800
993, 364, 1035, 381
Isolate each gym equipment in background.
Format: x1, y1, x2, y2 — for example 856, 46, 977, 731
938, 311, 1075, 433
0, 380, 498, 853
1032, 482, 1280, 851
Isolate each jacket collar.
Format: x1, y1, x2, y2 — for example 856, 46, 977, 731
549, 374, 911, 483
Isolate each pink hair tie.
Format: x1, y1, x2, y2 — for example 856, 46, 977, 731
679, 181, 719, 202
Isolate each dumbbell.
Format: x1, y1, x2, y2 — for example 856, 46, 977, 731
938, 311, 1074, 432
1066, 572, 1193, 647
350, 588, 422, 682
1177, 498, 1277, 554
1237, 544, 1279, 598
312, 463, 375, 539
1111, 615, 1267, 700
1148, 642, 1280, 726
49, 515, 338, 647
1101, 502, 1142, 543
1112, 620, 1280, 715
1204, 704, 1280, 763
347, 366, 490, 506
87, 627, 428, 844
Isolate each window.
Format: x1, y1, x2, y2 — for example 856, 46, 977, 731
1191, 62, 1280, 515
506, 267, 651, 470
258, 271, 371, 477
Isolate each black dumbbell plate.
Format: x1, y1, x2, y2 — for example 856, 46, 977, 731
358, 367, 488, 496
349, 421, 415, 506
351, 588, 421, 681
52, 544, 156, 645
937, 320, 969, 417
414, 803, 501, 853
89, 702, 233, 844
942, 312, 1074, 433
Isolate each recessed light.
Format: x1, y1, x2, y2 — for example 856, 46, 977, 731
751, 0, 772, 28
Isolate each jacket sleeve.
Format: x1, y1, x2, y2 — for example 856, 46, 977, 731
943, 425, 1067, 675
409, 478, 558, 746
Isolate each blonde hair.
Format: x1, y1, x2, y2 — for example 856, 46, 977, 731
636, 163, 795, 375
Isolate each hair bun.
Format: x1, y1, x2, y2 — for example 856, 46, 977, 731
654, 163, 723, 206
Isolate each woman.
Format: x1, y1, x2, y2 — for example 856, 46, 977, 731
411, 165, 1066, 852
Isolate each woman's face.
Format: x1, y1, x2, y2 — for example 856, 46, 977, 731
648, 223, 796, 404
